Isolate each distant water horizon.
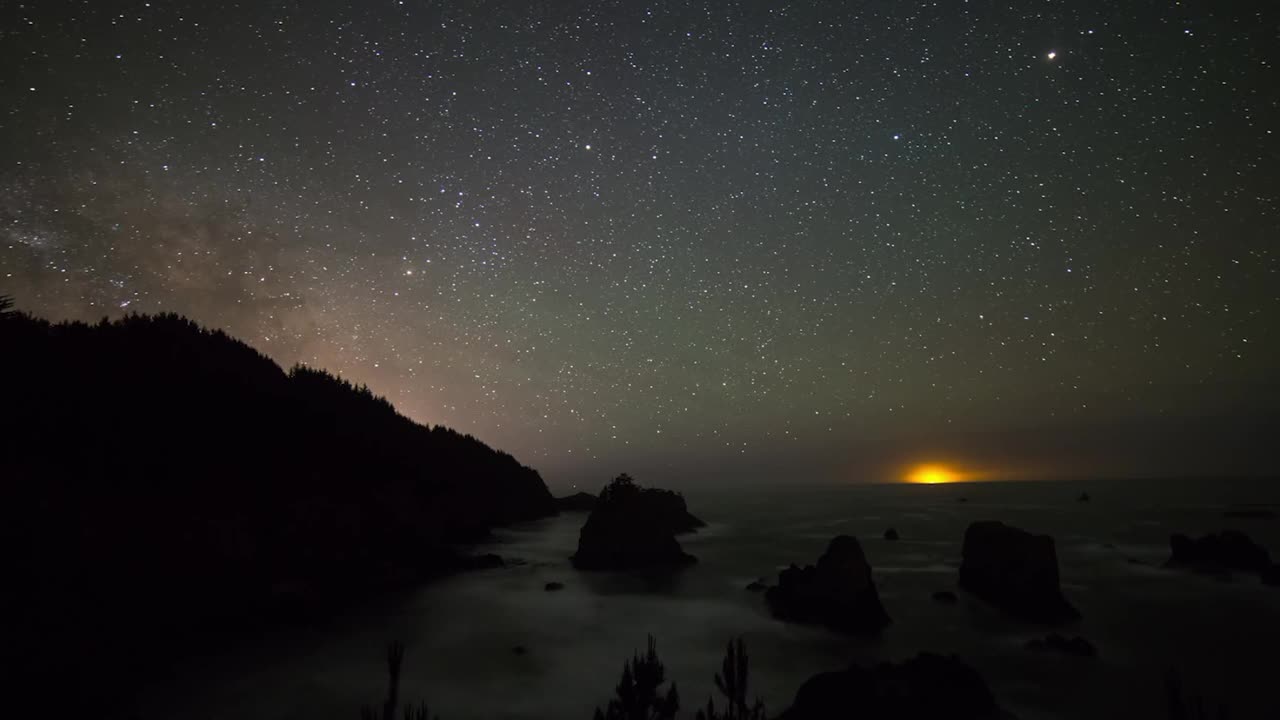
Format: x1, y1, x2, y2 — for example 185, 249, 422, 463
143, 477, 1280, 720
552, 474, 1280, 496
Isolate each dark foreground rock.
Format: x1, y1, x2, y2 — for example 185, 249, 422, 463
883, 527, 900, 541
1262, 565, 1280, 586
777, 653, 1009, 720
544, 581, 565, 591
555, 491, 598, 512
1167, 531, 1272, 574
1077, 492, 1091, 503
746, 578, 768, 592
959, 521, 1080, 624
571, 475, 699, 570
765, 535, 890, 634
1026, 633, 1097, 658
933, 590, 959, 604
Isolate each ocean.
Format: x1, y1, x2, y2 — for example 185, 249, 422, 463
141, 478, 1280, 719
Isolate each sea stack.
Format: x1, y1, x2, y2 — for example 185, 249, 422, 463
958, 521, 1080, 624
570, 474, 700, 570
765, 535, 891, 634
1166, 531, 1272, 574
1166, 531, 1280, 587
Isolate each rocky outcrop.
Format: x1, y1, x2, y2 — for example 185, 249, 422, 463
544, 581, 565, 591
745, 578, 768, 592
1077, 492, 1091, 503
570, 475, 699, 570
457, 553, 504, 571
777, 653, 1008, 720
1026, 633, 1097, 658
958, 521, 1080, 624
765, 535, 890, 634
1166, 531, 1272, 574
883, 527, 899, 541
555, 491, 598, 512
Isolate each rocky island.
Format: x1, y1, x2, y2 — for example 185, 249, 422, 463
958, 521, 1080, 624
765, 535, 891, 634
1166, 530, 1279, 584
555, 491, 598, 512
570, 474, 702, 570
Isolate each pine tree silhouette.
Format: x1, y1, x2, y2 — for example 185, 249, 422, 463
1166, 668, 1230, 720
695, 638, 766, 720
594, 635, 680, 720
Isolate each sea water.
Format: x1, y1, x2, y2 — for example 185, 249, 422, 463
142, 478, 1280, 719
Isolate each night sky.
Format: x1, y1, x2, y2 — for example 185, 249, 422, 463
3, 1, 1277, 487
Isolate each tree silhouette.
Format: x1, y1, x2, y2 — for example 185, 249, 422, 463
360, 642, 439, 720
695, 638, 766, 720
594, 635, 680, 720
1, 308, 555, 714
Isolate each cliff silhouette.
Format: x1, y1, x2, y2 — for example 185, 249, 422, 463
0, 302, 555, 712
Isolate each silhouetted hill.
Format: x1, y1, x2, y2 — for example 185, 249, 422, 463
0, 307, 555, 713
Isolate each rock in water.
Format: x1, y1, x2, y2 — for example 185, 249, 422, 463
765, 535, 891, 634
777, 653, 1008, 720
958, 521, 1080, 624
544, 581, 565, 591
883, 527, 900, 541
745, 578, 768, 592
1166, 531, 1272, 573
570, 475, 698, 570
1077, 492, 1091, 503
555, 491, 598, 512
457, 553, 504, 571
1026, 633, 1098, 658
932, 590, 959, 604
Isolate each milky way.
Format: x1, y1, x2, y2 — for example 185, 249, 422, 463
3, 1, 1277, 486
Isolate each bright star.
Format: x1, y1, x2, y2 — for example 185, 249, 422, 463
1047, 51, 1057, 61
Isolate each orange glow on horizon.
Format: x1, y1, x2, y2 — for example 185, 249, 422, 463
905, 463, 964, 484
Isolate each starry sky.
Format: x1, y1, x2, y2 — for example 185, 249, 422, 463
3, 1, 1278, 488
